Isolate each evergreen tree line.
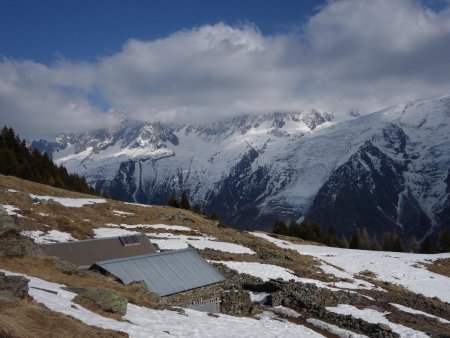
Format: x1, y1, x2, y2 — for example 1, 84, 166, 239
0, 126, 96, 195
167, 191, 222, 223
168, 191, 191, 210
272, 219, 450, 253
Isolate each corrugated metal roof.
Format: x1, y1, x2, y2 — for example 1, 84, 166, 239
34, 234, 157, 268
93, 248, 225, 296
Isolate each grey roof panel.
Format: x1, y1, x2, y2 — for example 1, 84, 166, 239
94, 248, 225, 296
35, 234, 157, 267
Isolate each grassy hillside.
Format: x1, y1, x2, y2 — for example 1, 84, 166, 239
1, 174, 449, 337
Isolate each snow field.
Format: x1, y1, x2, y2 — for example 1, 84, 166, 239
251, 232, 450, 302
2, 270, 326, 338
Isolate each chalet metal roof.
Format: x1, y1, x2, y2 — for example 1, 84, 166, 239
92, 248, 225, 296
34, 234, 157, 268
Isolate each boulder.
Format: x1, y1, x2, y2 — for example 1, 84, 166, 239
378, 323, 393, 332
0, 207, 33, 257
79, 288, 128, 315
0, 273, 30, 299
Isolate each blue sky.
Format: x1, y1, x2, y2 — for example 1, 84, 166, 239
0, 0, 322, 64
1, 0, 450, 138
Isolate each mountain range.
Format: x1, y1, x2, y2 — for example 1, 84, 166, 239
33, 96, 450, 240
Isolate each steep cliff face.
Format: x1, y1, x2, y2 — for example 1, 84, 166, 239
437, 168, 450, 230
34, 96, 450, 238
306, 140, 431, 239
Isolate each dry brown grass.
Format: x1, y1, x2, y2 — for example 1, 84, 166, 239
422, 258, 450, 278
0, 298, 127, 338
72, 295, 124, 321
265, 232, 323, 246
0, 174, 98, 198
0, 256, 157, 309
387, 310, 450, 337
1, 174, 328, 281
0, 174, 215, 240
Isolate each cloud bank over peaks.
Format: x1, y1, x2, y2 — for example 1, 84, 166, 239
1, 0, 450, 138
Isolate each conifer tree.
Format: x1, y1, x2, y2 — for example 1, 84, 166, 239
180, 191, 191, 210
340, 236, 350, 248
420, 235, 436, 254
192, 203, 203, 215
408, 235, 418, 253
210, 211, 220, 221
168, 193, 180, 208
0, 126, 96, 195
349, 232, 360, 249
272, 219, 289, 236
370, 236, 382, 251
439, 230, 450, 253
359, 228, 372, 250
325, 225, 338, 247
381, 231, 405, 252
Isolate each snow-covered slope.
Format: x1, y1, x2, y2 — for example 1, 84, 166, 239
36, 96, 450, 238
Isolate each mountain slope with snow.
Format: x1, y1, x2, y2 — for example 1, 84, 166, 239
1, 175, 450, 337
36, 96, 450, 238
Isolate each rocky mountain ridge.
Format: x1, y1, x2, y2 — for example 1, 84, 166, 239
34, 97, 450, 239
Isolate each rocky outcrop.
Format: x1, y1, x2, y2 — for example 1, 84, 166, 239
0, 272, 29, 300
243, 279, 398, 338
0, 206, 32, 258
76, 288, 128, 315
220, 289, 255, 316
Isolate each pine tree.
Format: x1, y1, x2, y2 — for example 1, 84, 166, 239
420, 235, 436, 254
438, 230, 450, 253
192, 203, 203, 215
408, 235, 418, 253
179, 191, 191, 210
349, 232, 360, 249
340, 236, 350, 248
370, 236, 382, 251
0, 126, 96, 195
359, 228, 372, 250
325, 225, 338, 247
210, 211, 220, 221
272, 219, 289, 236
298, 220, 324, 243
168, 193, 180, 208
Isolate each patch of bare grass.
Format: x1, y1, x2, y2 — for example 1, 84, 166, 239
422, 258, 450, 278
387, 310, 450, 338
73, 295, 124, 321
0, 298, 127, 338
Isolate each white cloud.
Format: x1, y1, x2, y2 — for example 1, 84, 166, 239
1, 0, 450, 138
